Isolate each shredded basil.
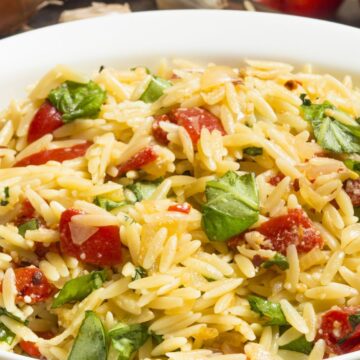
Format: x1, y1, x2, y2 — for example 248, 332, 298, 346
0, 187, 9, 206
127, 179, 162, 202
48, 81, 106, 122
108, 323, 149, 360
52, 270, 107, 309
132, 267, 147, 281
248, 295, 288, 326
202, 171, 259, 241
344, 159, 360, 174
0, 308, 27, 324
349, 313, 360, 329
18, 219, 39, 237
301, 95, 360, 154
0, 323, 14, 345
244, 147, 263, 156
68, 311, 107, 360
94, 197, 128, 212
139, 76, 171, 103
262, 253, 289, 270
279, 335, 314, 355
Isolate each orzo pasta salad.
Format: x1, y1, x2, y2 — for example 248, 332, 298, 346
0, 59, 360, 360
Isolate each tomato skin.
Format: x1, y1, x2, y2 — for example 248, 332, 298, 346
168, 203, 191, 214
117, 147, 158, 175
345, 179, 360, 207
15, 267, 54, 304
152, 114, 171, 145
259, 209, 323, 254
268, 173, 285, 186
59, 208, 122, 266
170, 107, 226, 145
27, 101, 63, 143
14, 141, 91, 167
20, 331, 53, 358
256, 0, 343, 18
318, 307, 360, 355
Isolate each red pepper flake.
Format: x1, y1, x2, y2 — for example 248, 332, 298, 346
268, 173, 285, 186
168, 203, 191, 214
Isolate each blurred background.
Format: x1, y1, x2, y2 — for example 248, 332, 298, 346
1, 0, 360, 38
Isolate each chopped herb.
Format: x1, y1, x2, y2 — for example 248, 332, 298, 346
344, 159, 360, 174
0, 323, 15, 345
130, 66, 151, 74
262, 253, 289, 270
52, 270, 108, 309
349, 313, 360, 329
140, 76, 171, 103
0, 187, 9, 206
127, 179, 162, 202
151, 332, 163, 345
279, 335, 314, 355
301, 95, 360, 154
202, 171, 259, 241
248, 295, 288, 326
244, 147, 263, 156
0, 308, 27, 324
108, 323, 149, 360
48, 80, 107, 123
68, 311, 107, 360
132, 267, 147, 281
99, 65, 105, 73
94, 197, 128, 211
18, 219, 39, 237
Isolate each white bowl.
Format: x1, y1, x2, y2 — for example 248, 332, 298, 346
0, 9, 360, 360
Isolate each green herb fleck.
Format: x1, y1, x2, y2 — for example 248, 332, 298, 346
132, 267, 147, 281
279, 335, 314, 355
344, 159, 360, 174
244, 147, 263, 156
18, 219, 39, 237
0, 187, 9, 206
0, 323, 15, 345
127, 179, 162, 202
140, 77, 171, 103
94, 197, 128, 212
262, 253, 289, 270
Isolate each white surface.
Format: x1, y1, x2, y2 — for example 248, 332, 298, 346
0, 9, 360, 360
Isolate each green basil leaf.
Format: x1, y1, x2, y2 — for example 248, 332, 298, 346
139, 77, 171, 103
130, 66, 151, 75
51, 270, 107, 309
301, 95, 360, 154
48, 81, 106, 123
68, 311, 107, 360
0, 322, 15, 345
94, 197, 128, 212
202, 171, 259, 241
109, 323, 149, 360
0, 308, 27, 324
150, 332, 163, 345
262, 253, 289, 270
349, 312, 360, 329
132, 267, 147, 281
244, 147, 263, 156
279, 335, 314, 355
18, 219, 39, 237
127, 179, 162, 202
344, 159, 360, 175
248, 295, 288, 326
0, 187, 9, 206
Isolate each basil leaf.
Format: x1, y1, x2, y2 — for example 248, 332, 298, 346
0, 187, 9, 206
130, 66, 151, 75
244, 147, 263, 156
127, 179, 162, 202
0, 308, 27, 324
18, 219, 39, 237
279, 335, 314, 355
139, 77, 171, 103
248, 295, 288, 326
109, 323, 149, 360
0, 322, 15, 345
94, 197, 128, 212
52, 270, 107, 309
150, 332, 163, 345
344, 159, 360, 174
262, 253, 289, 270
68, 311, 107, 360
132, 267, 147, 281
48, 81, 106, 123
349, 313, 360, 329
301, 95, 360, 154
202, 171, 259, 241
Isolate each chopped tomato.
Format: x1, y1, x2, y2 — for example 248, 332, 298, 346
227, 234, 245, 250
14, 141, 91, 167
27, 101, 63, 143
170, 107, 226, 145
117, 147, 158, 175
59, 208, 122, 266
345, 179, 360, 207
152, 114, 171, 145
268, 173, 285, 186
14, 200, 37, 227
20, 331, 53, 358
168, 203, 191, 214
318, 307, 360, 355
34, 242, 61, 259
15, 267, 55, 304
258, 209, 323, 255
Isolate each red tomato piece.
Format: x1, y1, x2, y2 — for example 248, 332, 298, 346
152, 114, 172, 145
268, 173, 285, 186
227, 233, 245, 250
318, 307, 360, 355
345, 179, 360, 207
169, 107, 226, 145
59, 208, 122, 266
34, 242, 61, 259
15, 267, 55, 304
117, 147, 158, 175
168, 203, 191, 214
27, 101, 63, 143
13, 199, 37, 227
14, 141, 92, 167
258, 209, 323, 255
20, 331, 54, 358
